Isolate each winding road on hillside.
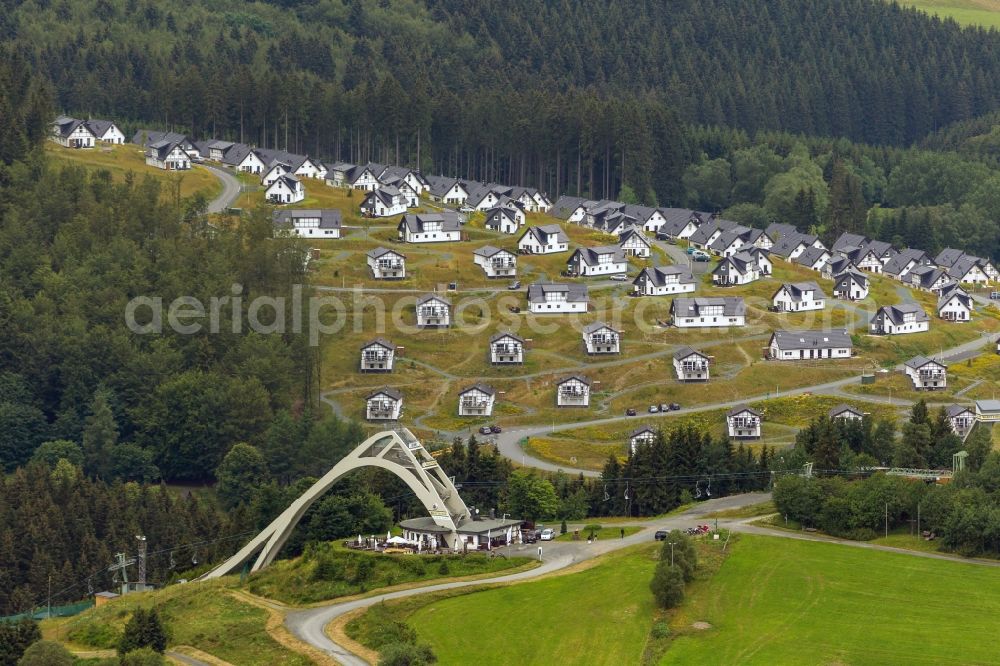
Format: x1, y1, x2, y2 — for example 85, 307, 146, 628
491, 331, 994, 477
283, 492, 770, 666
201, 164, 242, 213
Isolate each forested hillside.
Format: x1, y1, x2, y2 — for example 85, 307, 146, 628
6, 0, 1000, 203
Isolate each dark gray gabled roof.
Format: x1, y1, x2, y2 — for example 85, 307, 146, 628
630, 425, 657, 438
570, 245, 626, 267
635, 265, 695, 288
832, 232, 869, 252
795, 246, 830, 267
148, 140, 188, 161
673, 345, 708, 361
671, 297, 745, 317
713, 250, 758, 277
84, 118, 119, 138
484, 206, 519, 227
460, 383, 496, 397
132, 129, 188, 147
947, 256, 983, 280
366, 386, 403, 400
909, 265, 947, 289
549, 195, 589, 220
398, 212, 461, 233
875, 303, 929, 325
361, 337, 394, 351
883, 248, 929, 276
826, 255, 856, 275
773, 281, 826, 303
557, 374, 591, 386
364, 185, 402, 209
904, 355, 946, 370
769, 329, 852, 350
416, 293, 451, 306
946, 404, 974, 418
829, 404, 863, 418
834, 270, 868, 290
582, 321, 617, 335
937, 285, 972, 311
273, 209, 341, 229
367, 246, 405, 259
934, 248, 966, 268
765, 222, 800, 242
727, 404, 761, 418
526, 282, 589, 303
490, 331, 525, 344
520, 224, 569, 245
769, 232, 817, 258
474, 244, 515, 258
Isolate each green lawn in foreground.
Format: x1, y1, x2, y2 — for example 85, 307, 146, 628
662, 535, 1000, 665
410, 544, 660, 666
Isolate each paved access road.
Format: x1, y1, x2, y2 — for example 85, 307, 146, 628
284, 492, 771, 666
493, 331, 994, 477
201, 164, 242, 213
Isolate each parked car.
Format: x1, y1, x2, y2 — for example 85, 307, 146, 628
669, 403, 681, 411
609, 274, 629, 281
491, 424, 502, 433
479, 426, 492, 435
685, 246, 696, 255
648, 405, 659, 413
523, 530, 540, 544
459, 205, 474, 213
626, 408, 637, 416
509, 305, 521, 313
991, 291, 1000, 300
659, 403, 669, 412
508, 280, 521, 290
693, 253, 711, 262
654, 530, 668, 541
540, 528, 555, 541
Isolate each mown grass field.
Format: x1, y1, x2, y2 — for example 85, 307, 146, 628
408, 543, 661, 666
661, 534, 1000, 665
904, 0, 1000, 28
44, 142, 222, 200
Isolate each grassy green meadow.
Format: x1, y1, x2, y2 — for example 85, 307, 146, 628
904, 0, 1000, 28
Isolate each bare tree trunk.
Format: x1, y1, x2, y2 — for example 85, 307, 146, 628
577, 139, 582, 196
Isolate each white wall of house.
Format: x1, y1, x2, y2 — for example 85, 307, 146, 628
772, 288, 825, 312
368, 253, 406, 279
490, 337, 523, 364
518, 232, 567, 254
237, 151, 267, 174
905, 364, 947, 390
146, 146, 191, 170
584, 328, 620, 354
674, 355, 710, 381
360, 345, 394, 372
769, 342, 852, 360
366, 394, 402, 420
871, 312, 929, 335
474, 251, 517, 278
629, 431, 656, 454
528, 296, 587, 314
556, 379, 590, 407
938, 296, 971, 322
572, 255, 627, 276
265, 178, 304, 204
458, 389, 495, 416
727, 411, 761, 439
416, 299, 451, 327
96, 125, 125, 143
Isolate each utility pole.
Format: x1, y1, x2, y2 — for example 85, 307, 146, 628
668, 541, 676, 567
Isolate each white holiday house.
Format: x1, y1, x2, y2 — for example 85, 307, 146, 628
272, 209, 342, 239
361, 186, 407, 217
829, 404, 864, 421
946, 404, 977, 440
670, 297, 746, 328
360, 338, 395, 372
582, 322, 620, 354
458, 384, 496, 417
771, 282, 826, 312
904, 356, 947, 391
366, 387, 403, 421
629, 426, 657, 454
767, 330, 853, 360
618, 228, 652, 258
633, 266, 697, 296
265, 174, 305, 204
397, 212, 462, 243
51, 116, 96, 148
416, 294, 451, 327
473, 245, 517, 278
726, 405, 762, 440
833, 270, 869, 301
367, 247, 406, 279
712, 249, 771, 286
526, 283, 589, 314
489, 332, 524, 364
556, 375, 591, 407
517, 225, 569, 254
869, 304, 930, 336
424, 176, 469, 205
937, 283, 973, 322
566, 246, 628, 277
484, 207, 523, 234
145, 141, 191, 170
85, 119, 125, 144
673, 347, 710, 382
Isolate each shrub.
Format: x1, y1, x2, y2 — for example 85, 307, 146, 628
437, 559, 450, 575
650, 561, 686, 609
378, 641, 437, 666
560, 519, 567, 534
117, 608, 168, 656
16, 640, 73, 666
0, 618, 41, 664
651, 621, 671, 639
119, 647, 167, 665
